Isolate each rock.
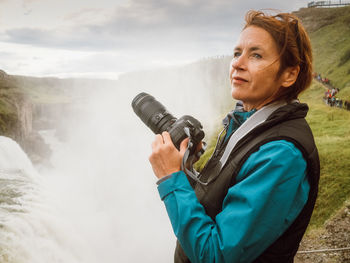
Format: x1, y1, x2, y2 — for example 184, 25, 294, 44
21, 131, 52, 165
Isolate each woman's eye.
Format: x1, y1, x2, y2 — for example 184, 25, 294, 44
233, 52, 241, 58
252, 53, 262, 59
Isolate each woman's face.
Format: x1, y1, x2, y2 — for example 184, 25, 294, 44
230, 26, 285, 110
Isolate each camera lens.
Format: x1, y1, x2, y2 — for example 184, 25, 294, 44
132, 92, 176, 134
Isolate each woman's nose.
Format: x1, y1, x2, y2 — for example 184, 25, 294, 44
231, 55, 246, 71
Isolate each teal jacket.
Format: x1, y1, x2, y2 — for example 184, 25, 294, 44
157, 110, 309, 263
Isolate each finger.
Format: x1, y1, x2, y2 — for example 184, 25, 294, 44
155, 134, 164, 143
195, 141, 203, 153
162, 131, 174, 145
151, 134, 163, 150
179, 137, 189, 156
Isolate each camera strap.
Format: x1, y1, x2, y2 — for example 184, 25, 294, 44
218, 101, 287, 171
181, 127, 209, 185
182, 100, 290, 185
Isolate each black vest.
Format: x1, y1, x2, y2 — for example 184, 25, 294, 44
175, 102, 320, 263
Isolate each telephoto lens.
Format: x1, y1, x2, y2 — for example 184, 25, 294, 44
131, 92, 205, 152
131, 92, 176, 134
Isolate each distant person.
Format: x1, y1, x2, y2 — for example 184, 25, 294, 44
345, 100, 350, 110
331, 96, 336, 107
148, 10, 320, 262
331, 88, 337, 96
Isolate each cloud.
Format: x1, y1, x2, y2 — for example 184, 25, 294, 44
1, 0, 306, 53
0, 0, 261, 53
0, 51, 17, 59
0, 0, 307, 77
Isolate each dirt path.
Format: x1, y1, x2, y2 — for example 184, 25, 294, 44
295, 201, 350, 263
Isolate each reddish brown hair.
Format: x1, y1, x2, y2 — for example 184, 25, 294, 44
244, 10, 313, 101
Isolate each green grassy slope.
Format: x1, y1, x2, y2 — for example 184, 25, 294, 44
296, 6, 350, 99
300, 82, 350, 228
296, 6, 350, 228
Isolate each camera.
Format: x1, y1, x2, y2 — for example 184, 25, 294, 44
131, 92, 205, 155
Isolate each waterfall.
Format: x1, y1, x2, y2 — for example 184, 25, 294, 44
0, 136, 85, 263
0, 66, 225, 262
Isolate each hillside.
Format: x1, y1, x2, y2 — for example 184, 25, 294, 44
292, 5, 350, 228
295, 6, 350, 97
0, 68, 124, 161
0, 70, 71, 162
293, 7, 350, 262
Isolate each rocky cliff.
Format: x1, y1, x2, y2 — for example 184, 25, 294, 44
0, 70, 52, 163
0, 69, 117, 163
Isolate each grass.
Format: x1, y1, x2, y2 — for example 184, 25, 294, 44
307, 6, 350, 95
300, 82, 350, 228
195, 127, 222, 171
20, 86, 72, 104
298, 5, 350, 227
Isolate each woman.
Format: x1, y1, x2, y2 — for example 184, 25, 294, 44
149, 10, 320, 263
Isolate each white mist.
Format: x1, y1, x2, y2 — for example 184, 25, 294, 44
0, 64, 227, 262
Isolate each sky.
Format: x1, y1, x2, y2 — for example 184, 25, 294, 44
0, 0, 309, 79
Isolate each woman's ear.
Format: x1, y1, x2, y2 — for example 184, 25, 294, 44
281, 66, 300, 87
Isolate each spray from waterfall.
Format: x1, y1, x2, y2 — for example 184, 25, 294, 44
0, 60, 231, 262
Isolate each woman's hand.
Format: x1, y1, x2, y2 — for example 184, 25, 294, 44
149, 131, 189, 179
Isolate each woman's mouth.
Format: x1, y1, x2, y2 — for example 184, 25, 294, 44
232, 76, 248, 85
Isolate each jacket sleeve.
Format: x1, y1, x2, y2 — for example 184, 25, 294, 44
157, 140, 310, 263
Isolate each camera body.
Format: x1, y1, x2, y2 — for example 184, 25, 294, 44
132, 92, 204, 155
